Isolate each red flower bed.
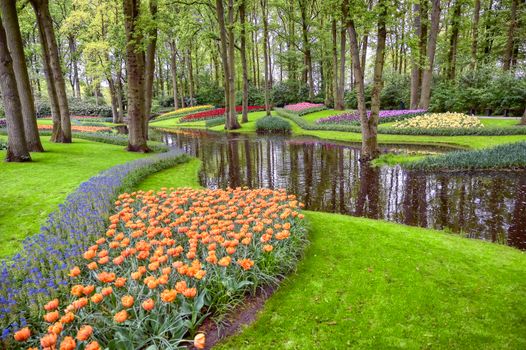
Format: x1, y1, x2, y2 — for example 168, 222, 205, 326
180, 106, 265, 122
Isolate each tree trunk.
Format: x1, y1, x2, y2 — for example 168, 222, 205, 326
419, 0, 440, 109
143, 0, 157, 140
170, 40, 179, 110
502, 0, 518, 71
360, 34, 368, 76
410, 2, 422, 108
31, 0, 71, 143
226, 0, 240, 128
0, 0, 43, 152
123, 0, 149, 152
116, 65, 125, 122
446, 0, 462, 80
108, 77, 119, 124
68, 35, 81, 99
344, 0, 373, 161
332, 20, 340, 109
240, 0, 250, 122
261, 0, 271, 116
470, 0, 481, 70
187, 48, 194, 106
521, 107, 526, 125
367, 0, 387, 162
337, 26, 346, 110
0, 20, 31, 162
300, 1, 314, 100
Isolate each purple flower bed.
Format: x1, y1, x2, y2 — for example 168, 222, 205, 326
0, 148, 187, 340
316, 109, 427, 125
0, 119, 6, 128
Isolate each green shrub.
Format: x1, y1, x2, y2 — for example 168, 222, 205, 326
272, 81, 310, 107
235, 84, 266, 106
256, 115, 292, 134
35, 98, 113, 118
407, 142, 526, 170
0, 139, 6, 150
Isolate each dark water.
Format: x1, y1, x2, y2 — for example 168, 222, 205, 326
155, 129, 526, 249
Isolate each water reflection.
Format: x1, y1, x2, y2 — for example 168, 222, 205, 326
158, 129, 526, 249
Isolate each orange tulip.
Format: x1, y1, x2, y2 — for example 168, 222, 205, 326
114, 310, 128, 323
49, 322, 63, 335
101, 287, 113, 296
142, 298, 155, 311
43, 311, 59, 323
121, 295, 134, 308
60, 312, 75, 324
263, 244, 273, 252
85, 341, 101, 350
218, 256, 231, 267
194, 333, 206, 349
83, 285, 95, 295
69, 266, 81, 277
71, 284, 84, 297
91, 293, 104, 304
76, 325, 93, 341
13, 327, 31, 341
40, 333, 57, 348
44, 298, 59, 311
182, 288, 197, 298
115, 277, 127, 287
161, 289, 177, 303
59, 336, 76, 350
237, 258, 254, 271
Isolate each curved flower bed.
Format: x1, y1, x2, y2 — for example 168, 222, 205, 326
0, 149, 189, 345
180, 106, 265, 123
392, 112, 483, 129
154, 105, 215, 122
283, 102, 326, 116
317, 109, 426, 125
9, 188, 306, 349
37, 124, 112, 133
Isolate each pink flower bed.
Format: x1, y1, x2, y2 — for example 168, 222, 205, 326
284, 102, 325, 112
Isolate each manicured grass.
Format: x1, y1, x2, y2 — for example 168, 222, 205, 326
135, 157, 202, 190
134, 162, 526, 349
0, 137, 146, 257
479, 118, 522, 127
216, 211, 526, 349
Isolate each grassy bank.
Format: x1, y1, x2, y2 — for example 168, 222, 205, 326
135, 159, 526, 349
0, 137, 147, 257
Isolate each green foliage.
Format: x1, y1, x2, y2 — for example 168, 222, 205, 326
272, 80, 310, 107
407, 141, 526, 170
196, 76, 225, 106
235, 84, 266, 106
205, 116, 226, 127
255, 116, 292, 134
35, 98, 113, 118
0, 139, 6, 150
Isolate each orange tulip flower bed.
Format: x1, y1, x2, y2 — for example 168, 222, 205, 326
13, 188, 306, 349
38, 124, 112, 133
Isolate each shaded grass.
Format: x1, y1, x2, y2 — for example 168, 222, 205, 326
0, 137, 146, 257
216, 211, 526, 350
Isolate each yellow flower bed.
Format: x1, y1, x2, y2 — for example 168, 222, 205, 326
392, 112, 484, 129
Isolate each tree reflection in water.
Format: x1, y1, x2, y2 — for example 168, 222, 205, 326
159, 130, 526, 249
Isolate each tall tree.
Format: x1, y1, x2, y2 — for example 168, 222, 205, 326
169, 40, 179, 110
143, 0, 158, 139
261, 0, 271, 116
240, 0, 249, 122
446, 0, 462, 80
470, 0, 481, 69
30, 0, 72, 143
123, 0, 149, 152
0, 20, 31, 162
419, 0, 440, 109
502, 0, 518, 70
0, 0, 43, 152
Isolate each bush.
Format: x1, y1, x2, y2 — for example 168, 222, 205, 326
35, 98, 113, 118
256, 115, 292, 134
236, 84, 266, 106
407, 141, 526, 170
272, 80, 310, 107
0, 138, 6, 150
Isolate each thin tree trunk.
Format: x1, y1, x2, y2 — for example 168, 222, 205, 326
240, 0, 250, 122
143, 0, 157, 139
31, 0, 71, 143
410, 3, 422, 108
1, 0, 43, 152
116, 64, 124, 122
502, 0, 518, 71
187, 48, 194, 106
0, 20, 31, 162
300, 1, 314, 100
332, 19, 340, 109
470, 0, 481, 70
170, 40, 179, 110
123, 0, 149, 152
338, 26, 346, 110
419, 0, 441, 109
360, 34, 368, 75
108, 77, 119, 123
261, 0, 271, 116
446, 0, 462, 80
367, 0, 387, 161
68, 35, 81, 99
226, 0, 240, 128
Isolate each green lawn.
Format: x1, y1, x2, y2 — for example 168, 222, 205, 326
0, 137, 146, 257
133, 158, 526, 349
